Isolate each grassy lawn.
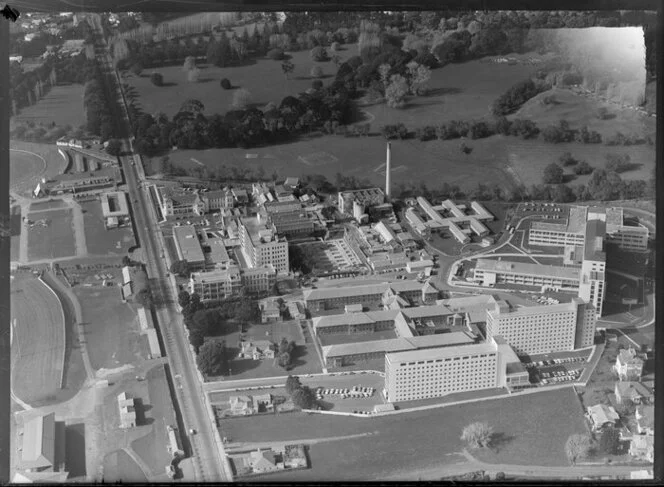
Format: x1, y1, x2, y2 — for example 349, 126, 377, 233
163, 132, 518, 191
26, 208, 76, 261
206, 319, 323, 381
10, 149, 45, 188
127, 46, 357, 118
10, 276, 66, 405
132, 364, 178, 477
12, 83, 86, 128
10, 206, 21, 261
81, 200, 136, 256
226, 386, 587, 481
504, 137, 654, 188
10, 141, 68, 196
363, 53, 550, 127
102, 449, 148, 483
72, 286, 147, 371
515, 87, 656, 141
577, 342, 620, 409
471, 387, 587, 466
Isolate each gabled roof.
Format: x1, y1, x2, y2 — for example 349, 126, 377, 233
21, 413, 56, 470
587, 404, 620, 426
12, 471, 69, 483
250, 449, 277, 468
615, 381, 652, 401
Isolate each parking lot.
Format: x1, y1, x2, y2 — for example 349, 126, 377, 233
516, 202, 569, 219
523, 354, 591, 386
315, 385, 383, 414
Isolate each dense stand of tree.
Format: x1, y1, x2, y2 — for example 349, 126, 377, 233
130, 83, 355, 154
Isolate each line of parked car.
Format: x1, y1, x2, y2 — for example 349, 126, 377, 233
525, 356, 587, 368
316, 386, 375, 400
541, 369, 581, 384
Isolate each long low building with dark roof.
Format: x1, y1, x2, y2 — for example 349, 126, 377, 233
322, 330, 478, 367
303, 281, 439, 311
472, 259, 581, 289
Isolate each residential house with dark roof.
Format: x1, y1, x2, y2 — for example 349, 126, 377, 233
249, 449, 284, 473
614, 381, 653, 406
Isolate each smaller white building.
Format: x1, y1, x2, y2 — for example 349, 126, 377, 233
117, 392, 136, 429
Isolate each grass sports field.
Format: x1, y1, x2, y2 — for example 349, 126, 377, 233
223, 386, 586, 481
26, 207, 76, 261
81, 200, 136, 256
72, 286, 146, 371
11, 276, 66, 405
126, 46, 356, 117
364, 52, 552, 127
10, 141, 69, 195
12, 83, 86, 128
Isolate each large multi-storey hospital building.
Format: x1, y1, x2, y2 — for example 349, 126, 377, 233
471, 205, 642, 318
486, 297, 596, 356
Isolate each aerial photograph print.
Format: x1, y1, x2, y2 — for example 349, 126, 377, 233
7, 7, 659, 483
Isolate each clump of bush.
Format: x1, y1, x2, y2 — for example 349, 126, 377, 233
311, 79, 323, 90
310, 46, 329, 62
267, 48, 286, 60
150, 72, 163, 86
415, 125, 436, 141
596, 107, 612, 120
492, 79, 551, 116
604, 131, 645, 146
382, 123, 409, 140
559, 152, 578, 166
574, 161, 594, 175
220, 78, 232, 90
541, 120, 575, 143
310, 66, 323, 78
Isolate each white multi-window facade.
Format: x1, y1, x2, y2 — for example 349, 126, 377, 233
486, 298, 595, 356
578, 259, 606, 317
239, 220, 289, 273
385, 341, 500, 402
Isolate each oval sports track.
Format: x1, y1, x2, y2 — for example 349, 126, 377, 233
10, 149, 47, 190
10, 276, 66, 406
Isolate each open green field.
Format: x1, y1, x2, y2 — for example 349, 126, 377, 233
72, 286, 146, 371
10, 141, 68, 195
12, 83, 86, 128
132, 365, 178, 476
10, 276, 65, 405
26, 208, 76, 261
505, 137, 654, 188
164, 133, 518, 189
208, 318, 322, 380
81, 200, 136, 256
102, 450, 148, 483
10, 206, 21, 261
364, 52, 551, 127
223, 386, 587, 481
126, 46, 356, 118
515, 87, 656, 140
10, 149, 46, 190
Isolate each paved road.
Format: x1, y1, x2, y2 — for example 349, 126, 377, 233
87, 16, 231, 482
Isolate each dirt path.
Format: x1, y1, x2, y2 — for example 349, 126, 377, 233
382, 448, 649, 481
43, 272, 95, 382
67, 198, 88, 257
226, 431, 378, 452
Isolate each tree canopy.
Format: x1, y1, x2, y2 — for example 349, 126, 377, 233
196, 340, 230, 376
